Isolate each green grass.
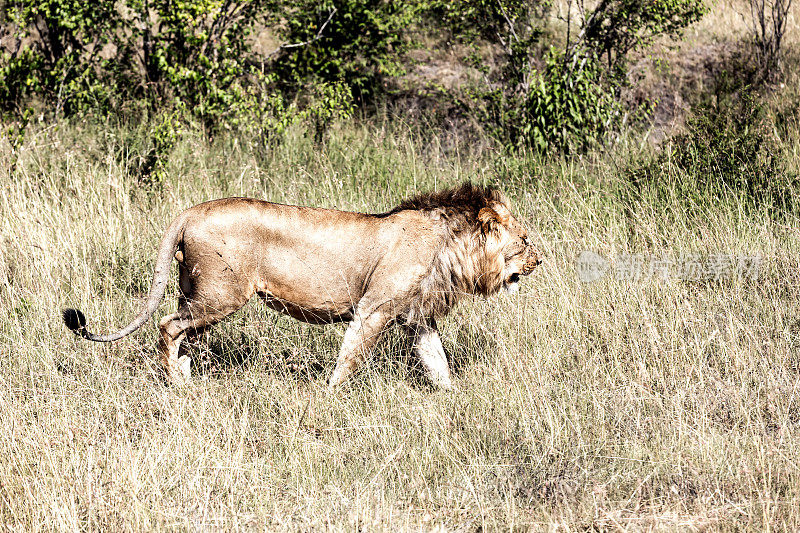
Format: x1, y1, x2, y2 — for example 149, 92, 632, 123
1, 118, 799, 530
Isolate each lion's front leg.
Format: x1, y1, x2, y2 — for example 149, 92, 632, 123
407, 319, 452, 389
328, 312, 391, 389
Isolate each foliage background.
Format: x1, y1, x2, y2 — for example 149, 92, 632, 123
2, 0, 710, 151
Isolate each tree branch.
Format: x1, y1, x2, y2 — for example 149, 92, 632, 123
497, 1, 520, 48
266, 7, 337, 58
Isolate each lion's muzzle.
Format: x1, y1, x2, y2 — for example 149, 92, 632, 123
521, 247, 542, 276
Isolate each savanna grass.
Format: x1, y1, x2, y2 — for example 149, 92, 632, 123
1, 116, 799, 530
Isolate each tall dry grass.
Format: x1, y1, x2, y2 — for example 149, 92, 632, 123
1, 117, 799, 531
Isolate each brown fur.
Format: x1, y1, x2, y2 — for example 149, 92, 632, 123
63, 182, 541, 388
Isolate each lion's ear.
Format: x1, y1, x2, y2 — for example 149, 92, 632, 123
478, 207, 501, 233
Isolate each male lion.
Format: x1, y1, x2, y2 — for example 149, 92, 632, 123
63, 183, 541, 388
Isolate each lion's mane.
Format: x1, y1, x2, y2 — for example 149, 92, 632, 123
389, 183, 509, 324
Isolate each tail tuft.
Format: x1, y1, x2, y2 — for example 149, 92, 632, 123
63, 308, 87, 332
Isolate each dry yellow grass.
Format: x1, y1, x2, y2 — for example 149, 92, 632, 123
1, 117, 799, 530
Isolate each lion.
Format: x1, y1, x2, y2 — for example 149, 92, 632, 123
63, 182, 541, 388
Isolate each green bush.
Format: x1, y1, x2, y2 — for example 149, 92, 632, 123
0, 0, 271, 128
0, 0, 405, 137
433, 0, 706, 152
133, 0, 273, 132
0, 0, 122, 115
674, 91, 793, 207
628, 89, 796, 213
272, 0, 416, 104
467, 49, 623, 153
0, 0, 709, 156
580, 0, 708, 76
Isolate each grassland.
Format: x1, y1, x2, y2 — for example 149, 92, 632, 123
1, 112, 799, 531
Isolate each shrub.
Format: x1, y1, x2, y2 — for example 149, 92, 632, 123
0, 0, 122, 115
0, 0, 272, 129
272, 0, 416, 105
629, 89, 797, 214
0, 0, 708, 155
132, 0, 274, 133
433, 0, 706, 152
468, 48, 624, 153
578, 0, 708, 76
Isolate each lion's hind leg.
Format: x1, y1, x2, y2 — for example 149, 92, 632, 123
158, 301, 243, 384
157, 255, 255, 383
159, 312, 191, 384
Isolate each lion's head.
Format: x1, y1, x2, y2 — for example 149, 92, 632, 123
477, 200, 542, 294
393, 183, 541, 320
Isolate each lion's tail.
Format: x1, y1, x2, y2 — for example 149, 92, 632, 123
63, 212, 187, 342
